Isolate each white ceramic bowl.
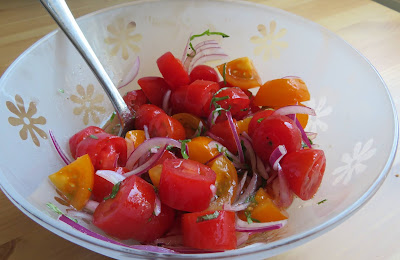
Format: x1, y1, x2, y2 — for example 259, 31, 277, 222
0, 0, 398, 259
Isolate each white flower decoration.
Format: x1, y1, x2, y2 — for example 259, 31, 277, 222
332, 139, 376, 185
305, 96, 332, 133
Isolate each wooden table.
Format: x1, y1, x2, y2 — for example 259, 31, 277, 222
1, 0, 400, 259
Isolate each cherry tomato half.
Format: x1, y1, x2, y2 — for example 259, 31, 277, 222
280, 149, 326, 200
209, 119, 239, 154
93, 175, 175, 242
69, 126, 105, 159
148, 113, 186, 140
172, 113, 204, 139
217, 57, 262, 90
157, 51, 190, 89
247, 109, 275, 138
182, 210, 236, 250
159, 159, 216, 212
123, 89, 148, 115
213, 87, 250, 119
184, 80, 220, 117
189, 65, 220, 83
252, 115, 302, 164
134, 104, 165, 130
138, 77, 170, 107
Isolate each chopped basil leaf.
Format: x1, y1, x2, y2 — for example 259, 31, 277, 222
317, 199, 327, 205
186, 30, 229, 57
196, 211, 220, 222
46, 202, 78, 223
88, 188, 92, 192
104, 182, 121, 200
89, 134, 98, 139
240, 108, 248, 112
309, 138, 313, 145
58, 89, 64, 94
223, 63, 227, 85
245, 211, 260, 224
109, 111, 116, 122
166, 145, 174, 151
180, 139, 191, 159
245, 194, 257, 204
257, 118, 265, 123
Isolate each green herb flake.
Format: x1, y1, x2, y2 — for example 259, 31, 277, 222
196, 211, 220, 223
317, 199, 327, 205
257, 117, 265, 123
166, 145, 174, 151
245, 195, 257, 204
58, 89, 64, 94
89, 134, 98, 139
88, 188, 92, 192
46, 202, 78, 223
180, 139, 191, 159
104, 182, 121, 200
186, 30, 229, 57
245, 211, 260, 224
308, 138, 314, 145
109, 111, 116, 122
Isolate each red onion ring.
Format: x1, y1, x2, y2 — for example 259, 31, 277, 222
203, 152, 223, 165
162, 90, 172, 115
236, 232, 250, 247
143, 125, 150, 140
126, 138, 180, 169
96, 170, 126, 185
235, 216, 287, 233
256, 155, 269, 180
84, 200, 99, 213
223, 202, 250, 212
118, 56, 140, 89
274, 105, 316, 117
236, 173, 258, 205
154, 195, 162, 216
306, 132, 317, 140
277, 165, 294, 208
124, 145, 166, 177
49, 129, 72, 165
226, 111, 244, 164
59, 215, 177, 254
269, 145, 287, 171
189, 52, 229, 72
295, 118, 312, 148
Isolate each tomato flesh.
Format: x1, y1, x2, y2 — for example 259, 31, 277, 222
159, 159, 216, 212
184, 80, 220, 117
134, 104, 165, 130
157, 52, 190, 89
213, 87, 250, 119
123, 89, 148, 115
69, 126, 105, 159
189, 65, 220, 83
247, 109, 275, 137
280, 149, 326, 200
138, 77, 170, 107
148, 113, 186, 140
209, 119, 239, 154
92, 167, 129, 202
182, 210, 236, 250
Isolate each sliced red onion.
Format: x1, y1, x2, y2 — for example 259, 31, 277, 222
118, 56, 140, 89
193, 39, 219, 50
154, 195, 161, 216
235, 171, 248, 201
154, 235, 183, 246
269, 145, 287, 171
236, 173, 258, 205
226, 111, 244, 164
295, 118, 312, 148
256, 155, 269, 180
124, 146, 166, 177
96, 170, 126, 185
207, 140, 240, 164
162, 90, 172, 115
193, 120, 204, 138
277, 166, 294, 208
126, 138, 180, 169
59, 215, 177, 254
207, 110, 220, 126
204, 153, 223, 165
181, 33, 192, 63
189, 52, 229, 72
306, 132, 317, 140
223, 201, 250, 212
287, 113, 296, 122
84, 200, 99, 213
240, 131, 252, 142
240, 136, 256, 172
65, 209, 93, 222
49, 129, 72, 165
143, 125, 150, 140
235, 216, 287, 233
274, 105, 316, 117
236, 232, 250, 247
267, 170, 278, 185
184, 40, 220, 64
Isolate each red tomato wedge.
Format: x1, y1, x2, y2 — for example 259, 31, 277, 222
247, 109, 275, 137
92, 167, 129, 202
123, 89, 148, 115
138, 77, 170, 107
182, 210, 236, 250
209, 119, 239, 154
48, 154, 94, 210
134, 104, 165, 130
159, 159, 216, 212
252, 115, 302, 164
280, 149, 326, 200
93, 175, 175, 242
157, 51, 190, 89
69, 126, 105, 159
148, 113, 186, 140
213, 87, 250, 118
75, 132, 127, 170
189, 65, 220, 83
184, 80, 220, 117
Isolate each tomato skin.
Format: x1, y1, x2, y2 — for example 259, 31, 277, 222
148, 113, 186, 140
172, 113, 204, 139
75, 132, 127, 170
134, 104, 166, 130
189, 65, 220, 83
187, 136, 219, 164
184, 80, 220, 117
217, 57, 262, 90
138, 77, 170, 107
170, 86, 188, 115
159, 159, 216, 212
157, 52, 190, 89
123, 89, 148, 115
92, 167, 129, 202
247, 109, 275, 137
69, 126, 105, 159
93, 175, 175, 242
214, 87, 250, 118
182, 210, 236, 250
234, 89, 261, 120
209, 119, 239, 154
280, 149, 326, 200
252, 115, 302, 164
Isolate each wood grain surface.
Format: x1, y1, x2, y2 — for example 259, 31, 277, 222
1, 0, 399, 259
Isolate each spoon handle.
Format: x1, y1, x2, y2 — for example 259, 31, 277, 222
39, 0, 131, 126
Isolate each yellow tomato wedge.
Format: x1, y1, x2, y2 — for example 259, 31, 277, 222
149, 164, 163, 188
172, 113, 204, 139
48, 154, 94, 210
238, 188, 288, 222
187, 136, 219, 164
125, 130, 146, 148
236, 116, 252, 134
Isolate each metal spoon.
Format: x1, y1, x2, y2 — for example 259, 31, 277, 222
40, 0, 133, 136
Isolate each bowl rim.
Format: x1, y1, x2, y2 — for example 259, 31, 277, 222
0, 0, 398, 258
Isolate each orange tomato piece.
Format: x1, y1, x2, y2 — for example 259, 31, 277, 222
187, 136, 219, 164
217, 57, 262, 90
236, 116, 252, 134
125, 130, 146, 148
48, 154, 94, 210
207, 155, 238, 209
148, 164, 163, 188
172, 113, 203, 139
238, 188, 288, 222
253, 78, 310, 107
